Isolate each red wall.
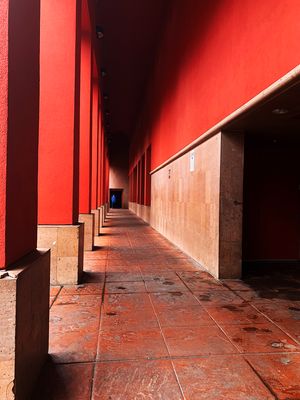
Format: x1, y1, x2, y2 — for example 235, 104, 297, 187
79, 0, 92, 214
0, 0, 40, 268
39, 0, 81, 224
91, 56, 99, 210
130, 0, 300, 170
243, 135, 300, 260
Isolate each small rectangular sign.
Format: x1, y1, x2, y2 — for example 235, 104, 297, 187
190, 150, 195, 172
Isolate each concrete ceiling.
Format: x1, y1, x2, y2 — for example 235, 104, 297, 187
225, 80, 300, 143
96, 0, 170, 143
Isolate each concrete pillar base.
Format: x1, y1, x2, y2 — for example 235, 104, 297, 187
98, 206, 104, 228
37, 224, 84, 285
104, 203, 108, 219
91, 209, 100, 236
0, 250, 50, 400
79, 213, 95, 251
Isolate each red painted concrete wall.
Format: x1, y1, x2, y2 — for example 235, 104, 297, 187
243, 136, 300, 260
39, 0, 81, 225
130, 0, 300, 170
79, 0, 92, 214
0, 0, 40, 268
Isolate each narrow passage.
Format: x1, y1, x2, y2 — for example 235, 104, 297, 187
34, 210, 300, 400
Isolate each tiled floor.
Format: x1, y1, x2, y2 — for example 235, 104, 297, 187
33, 210, 300, 400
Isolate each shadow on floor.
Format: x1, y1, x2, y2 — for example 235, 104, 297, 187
241, 261, 300, 301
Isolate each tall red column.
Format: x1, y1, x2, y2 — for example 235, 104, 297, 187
38, 0, 84, 285
97, 119, 106, 230
0, 1, 50, 398
78, 0, 94, 250
90, 55, 101, 235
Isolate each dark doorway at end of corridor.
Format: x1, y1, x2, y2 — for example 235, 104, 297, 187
110, 189, 123, 208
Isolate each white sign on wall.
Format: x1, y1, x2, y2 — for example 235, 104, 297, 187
190, 150, 195, 172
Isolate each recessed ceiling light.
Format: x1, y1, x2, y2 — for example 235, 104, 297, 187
272, 108, 289, 115
96, 26, 104, 39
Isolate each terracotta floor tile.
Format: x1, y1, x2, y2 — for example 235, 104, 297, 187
177, 271, 211, 280
252, 301, 300, 323
92, 360, 183, 400
222, 279, 262, 291
84, 259, 106, 272
37, 211, 300, 398
50, 323, 99, 363
194, 289, 246, 306
97, 328, 168, 361
166, 258, 198, 266
49, 296, 56, 308
277, 320, 300, 343
54, 293, 102, 307
156, 305, 215, 327
246, 353, 300, 399
107, 264, 141, 273
103, 293, 153, 313
163, 326, 238, 356
101, 307, 159, 330
150, 291, 200, 309
206, 303, 268, 325
237, 289, 300, 304
105, 281, 146, 294
82, 271, 105, 283
222, 323, 300, 353
84, 252, 108, 260
168, 264, 199, 272
106, 271, 143, 282
60, 283, 104, 296
106, 260, 131, 267
173, 356, 274, 399
145, 277, 189, 293
142, 271, 179, 281
32, 362, 94, 400
49, 295, 101, 362
50, 285, 62, 296
183, 277, 228, 292
139, 265, 171, 272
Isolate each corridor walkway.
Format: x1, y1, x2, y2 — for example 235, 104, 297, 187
34, 210, 300, 399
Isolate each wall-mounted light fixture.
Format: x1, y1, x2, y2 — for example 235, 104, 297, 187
272, 108, 289, 115
96, 26, 104, 39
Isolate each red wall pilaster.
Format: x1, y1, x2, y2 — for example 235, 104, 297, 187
105, 154, 110, 204
0, 0, 40, 268
97, 116, 103, 207
39, 0, 81, 225
99, 128, 105, 205
79, 0, 92, 214
91, 55, 99, 210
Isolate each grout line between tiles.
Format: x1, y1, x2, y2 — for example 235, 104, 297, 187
220, 282, 300, 346
52, 350, 300, 366
174, 271, 244, 354
244, 357, 279, 400
50, 286, 63, 308
148, 292, 187, 400
89, 242, 107, 400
